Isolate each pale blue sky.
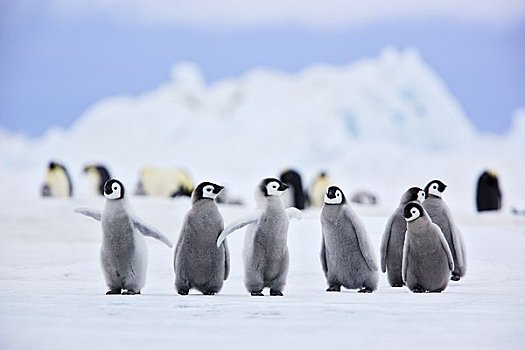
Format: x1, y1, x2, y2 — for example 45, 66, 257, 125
1, 1, 524, 136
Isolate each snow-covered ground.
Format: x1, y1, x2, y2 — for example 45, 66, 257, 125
1, 195, 524, 349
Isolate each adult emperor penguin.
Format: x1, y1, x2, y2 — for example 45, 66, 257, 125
216, 178, 302, 296
320, 186, 378, 292
380, 187, 426, 287
75, 179, 173, 295
402, 202, 454, 293
476, 170, 502, 212
41, 161, 73, 197
83, 164, 111, 196
310, 171, 331, 207
423, 180, 467, 281
174, 182, 230, 295
280, 169, 308, 209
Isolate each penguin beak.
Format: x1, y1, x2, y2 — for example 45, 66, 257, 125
326, 188, 336, 199
278, 183, 289, 192
104, 182, 113, 196
213, 185, 225, 194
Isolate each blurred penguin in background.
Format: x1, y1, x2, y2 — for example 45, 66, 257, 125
280, 169, 308, 209
351, 191, 379, 206
83, 164, 111, 196
310, 171, 331, 207
41, 161, 73, 197
476, 169, 502, 212
135, 166, 194, 197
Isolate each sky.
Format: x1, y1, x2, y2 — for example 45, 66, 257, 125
0, 1, 524, 137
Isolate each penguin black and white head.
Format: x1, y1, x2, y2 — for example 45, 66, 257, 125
424, 180, 447, 198
192, 182, 224, 203
83, 164, 111, 196
324, 186, 346, 205
104, 179, 125, 200
401, 187, 426, 204
403, 202, 425, 222
259, 178, 289, 197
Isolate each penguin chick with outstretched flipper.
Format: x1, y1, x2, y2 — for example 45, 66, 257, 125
75, 179, 173, 295
402, 202, 454, 293
216, 178, 302, 296
320, 186, 378, 293
423, 180, 466, 281
174, 182, 230, 295
380, 187, 426, 287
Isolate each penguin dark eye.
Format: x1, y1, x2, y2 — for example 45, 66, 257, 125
113, 186, 117, 190
273, 185, 277, 189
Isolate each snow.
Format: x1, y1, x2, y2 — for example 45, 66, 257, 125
1, 197, 524, 349
1, 47, 525, 348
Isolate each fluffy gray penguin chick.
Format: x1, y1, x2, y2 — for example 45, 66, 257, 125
216, 178, 302, 296
174, 182, 230, 295
320, 185, 378, 293
75, 179, 173, 295
423, 180, 467, 281
402, 202, 454, 293
380, 187, 426, 287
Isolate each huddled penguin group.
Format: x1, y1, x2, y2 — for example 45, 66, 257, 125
381, 180, 467, 292
73, 173, 468, 296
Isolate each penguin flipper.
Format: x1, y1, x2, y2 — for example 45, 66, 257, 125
435, 223, 454, 272
216, 210, 263, 247
74, 208, 102, 221
450, 221, 465, 273
379, 213, 395, 273
286, 207, 302, 221
344, 206, 378, 271
133, 220, 173, 248
320, 235, 328, 276
402, 237, 410, 283
223, 239, 230, 280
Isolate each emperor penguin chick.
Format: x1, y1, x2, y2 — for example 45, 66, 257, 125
402, 202, 454, 293
380, 187, 426, 287
423, 180, 467, 281
75, 179, 173, 295
174, 182, 229, 295
216, 178, 302, 296
320, 186, 378, 293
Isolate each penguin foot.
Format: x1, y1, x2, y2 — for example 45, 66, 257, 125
106, 289, 121, 295
358, 287, 374, 293
326, 286, 341, 292
411, 286, 426, 293
270, 290, 283, 296
250, 292, 264, 297
451, 274, 461, 281
178, 289, 189, 296
122, 290, 141, 295
391, 284, 404, 288
202, 291, 216, 296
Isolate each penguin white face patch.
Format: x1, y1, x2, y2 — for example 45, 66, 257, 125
405, 207, 421, 222
417, 190, 426, 203
324, 189, 343, 204
104, 181, 123, 200
429, 183, 441, 198
202, 185, 218, 199
266, 181, 284, 196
